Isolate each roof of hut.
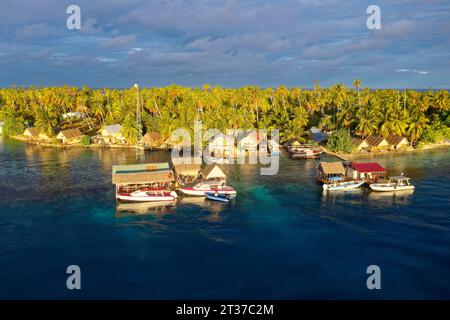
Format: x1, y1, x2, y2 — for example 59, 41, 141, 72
351, 137, 369, 147
24, 127, 41, 138
386, 135, 408, 146
141, 132, 163, 145
318, 162, 345, 175
350, 162, 386, 173
200, 163, 227, 180
173, 163, 202, 176
365, 136, 388, 147
57, 128, 83, 140
112, 163, 174, 185
100, 124, 122, 135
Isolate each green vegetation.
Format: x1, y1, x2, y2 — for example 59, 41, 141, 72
80, 135, 91, 146
0, 83, 448, 147
326, 129, 354, 153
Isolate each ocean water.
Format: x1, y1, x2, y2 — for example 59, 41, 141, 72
0, 137, 449, 299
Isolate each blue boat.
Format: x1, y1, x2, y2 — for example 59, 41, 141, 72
205, 192, 234, 202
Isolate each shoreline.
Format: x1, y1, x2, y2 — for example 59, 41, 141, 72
322, 141, 450, 161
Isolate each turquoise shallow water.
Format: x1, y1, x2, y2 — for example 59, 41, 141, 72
0, 137, 449, 299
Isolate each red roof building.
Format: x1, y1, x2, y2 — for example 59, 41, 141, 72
347, 162, 387, 182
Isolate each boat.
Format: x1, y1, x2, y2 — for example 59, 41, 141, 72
369, 175, 415, 192
323, 179, 365, 191
116, 188, 178, 202
205, 192, 234, 202
179, 180, 237, 196
290, 147, 322, 159
203, 155, 233, 164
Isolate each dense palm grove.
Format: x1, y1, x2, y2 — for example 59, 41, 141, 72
0, 82, 449, 148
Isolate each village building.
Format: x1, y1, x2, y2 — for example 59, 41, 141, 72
206, 133, 234, 158
351, 138, 370, 152
365, 136, 391, 151
346, 162, 387, 183
237, 131, 261, 153
316, 162, 346, 183
94, 124, 126, 145
387, 135, 409, 150
56, 128, 83, 144
23, 127, 50, 142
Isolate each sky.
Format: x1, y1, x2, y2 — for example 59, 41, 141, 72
0, 0, 449, 88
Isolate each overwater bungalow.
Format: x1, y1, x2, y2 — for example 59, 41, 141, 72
141, 132, 164, 149
93, 124, 126, 145
365, 136, 391, 152
387, 135, 409, 150
56, 128, 83, 144
172, 161, 202, 185
112, 162, 175, 195
351, 138, 370, 152
346, 162, 387, 183
316, 162, 346, 183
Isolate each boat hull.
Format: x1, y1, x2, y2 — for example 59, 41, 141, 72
369, 184, 415, 192
179, 187, 236, 196
205, 192, 232, 202
116, 191, 178, 202
323, 180, 365, 191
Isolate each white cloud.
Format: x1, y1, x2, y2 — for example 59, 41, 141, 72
396, 69, 429, 75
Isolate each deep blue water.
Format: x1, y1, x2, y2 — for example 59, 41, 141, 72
0, 137, 449, 299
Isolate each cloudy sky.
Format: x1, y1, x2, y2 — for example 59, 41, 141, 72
0, 0, 449, 88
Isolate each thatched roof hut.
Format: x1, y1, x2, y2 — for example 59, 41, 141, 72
200, 164, 227, 180
56, 128, 83, 143
141, 132, 164, 147
112, 163, 174, 185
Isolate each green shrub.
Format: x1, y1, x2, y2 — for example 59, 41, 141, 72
326, 129, 354, 153
80, 135, 91, 146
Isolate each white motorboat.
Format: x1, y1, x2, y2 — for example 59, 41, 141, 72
369, 175, 415, 192
323, 179, 365, 191
116, 188, 178, 202
204, 155, 233, 164
179, 180, 237, 196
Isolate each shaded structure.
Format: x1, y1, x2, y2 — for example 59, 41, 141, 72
347, 162, 387, 183
316, 162, 346, 183
387, 135, 409, 150
112, 162, 175, 195
56, 128, 83, 144
200, 163, 227, 181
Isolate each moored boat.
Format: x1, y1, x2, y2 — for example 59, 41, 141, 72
369, 175, 415, 192
205, 192, 234, 202
179, 180, 237, 196
323, 179, 365, 191
204, 155, 233, 164
117, 189, 178, 202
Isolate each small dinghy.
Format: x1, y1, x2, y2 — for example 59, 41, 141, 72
323, 179, 365, 191
205, 192, 234, 202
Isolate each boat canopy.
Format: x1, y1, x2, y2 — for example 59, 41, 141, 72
390, 176, 411, 180
328, 176, 344, 181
